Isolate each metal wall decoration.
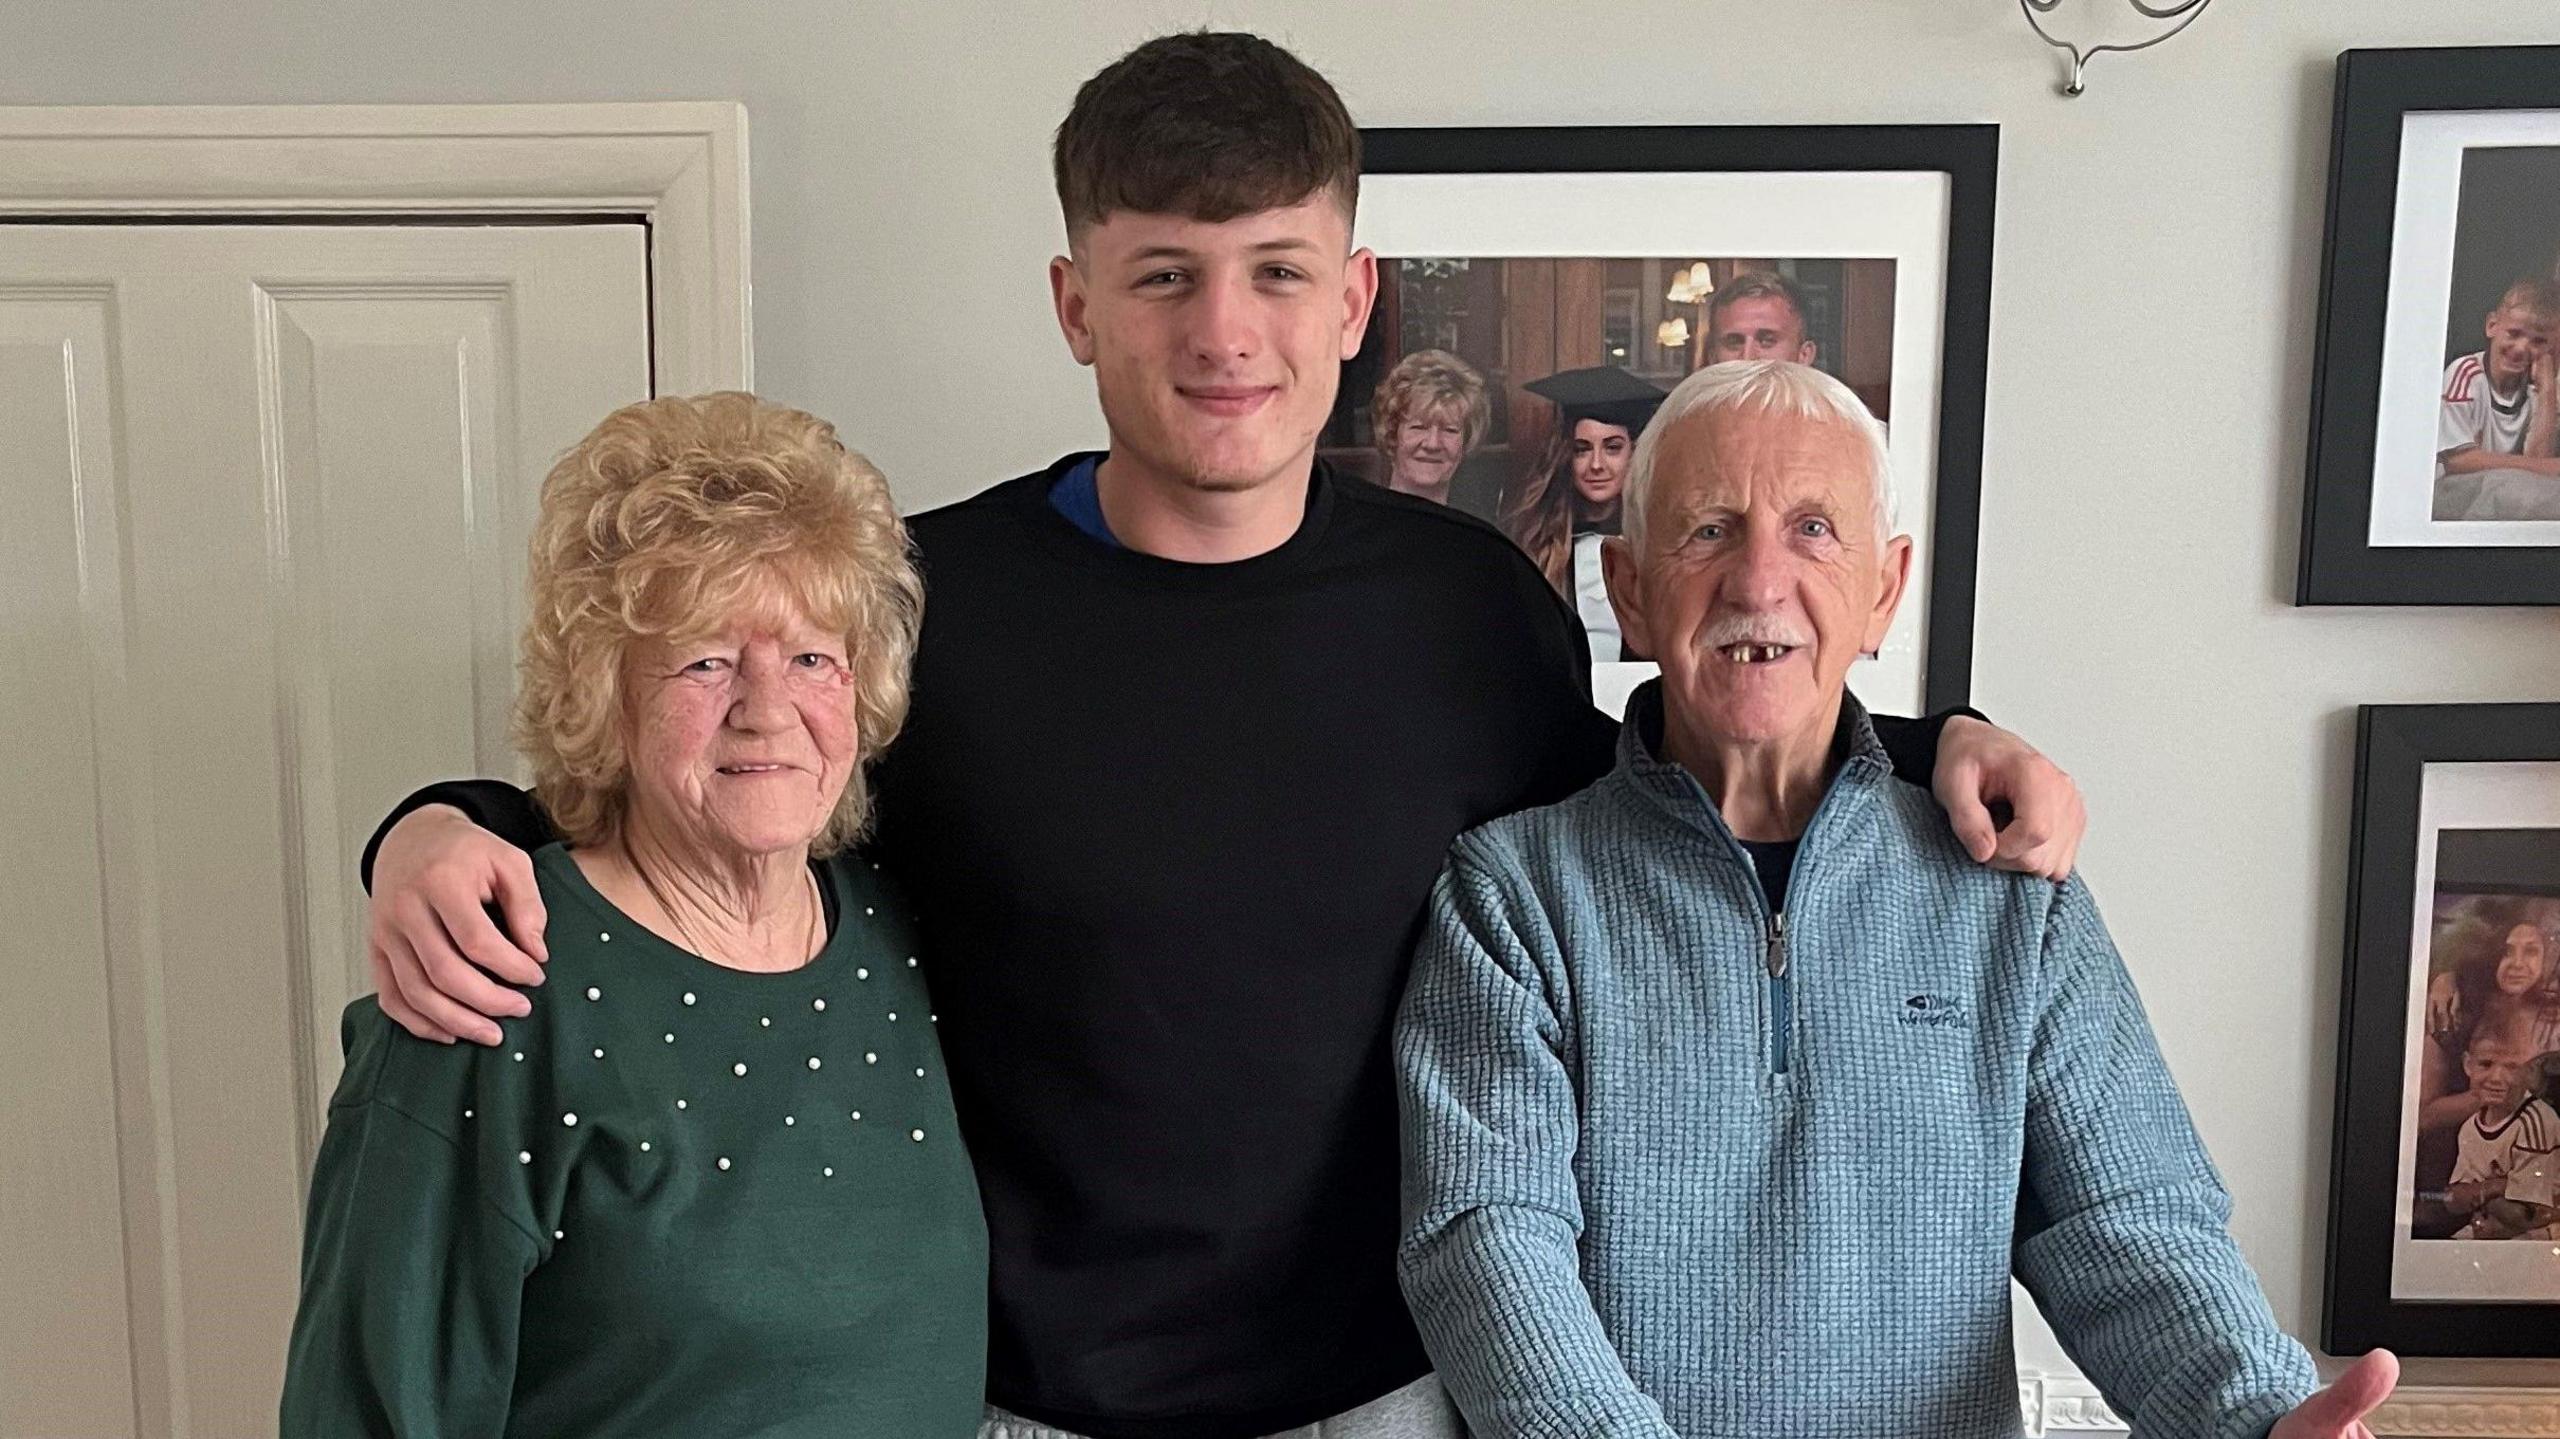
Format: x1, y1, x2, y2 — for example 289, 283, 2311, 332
2019, 0, 2216, 96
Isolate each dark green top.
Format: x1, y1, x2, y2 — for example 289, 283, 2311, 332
281, 844, 987, 1438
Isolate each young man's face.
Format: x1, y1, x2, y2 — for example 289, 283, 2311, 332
1711, 296, 1816, 366
1051, 194, 1377, 493
2483, 305, 2551, 390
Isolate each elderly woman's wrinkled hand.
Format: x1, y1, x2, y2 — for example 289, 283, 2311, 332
367, 803, 549, 1045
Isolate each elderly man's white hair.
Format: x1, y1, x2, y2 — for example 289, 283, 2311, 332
1622, 360, 1897, 552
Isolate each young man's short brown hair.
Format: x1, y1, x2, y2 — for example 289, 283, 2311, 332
1708, 269, 1812, 332
1053, 30, 1360, 240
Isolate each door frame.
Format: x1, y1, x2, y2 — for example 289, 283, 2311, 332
0, 101, 750, 390
0, 106, 744, 1439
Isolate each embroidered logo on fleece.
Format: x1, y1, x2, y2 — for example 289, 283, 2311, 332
1898, 992, 1972, 1030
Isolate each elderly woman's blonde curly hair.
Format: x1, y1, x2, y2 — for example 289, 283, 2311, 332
1370, 349, 1490, 461
513, 392, 922, 856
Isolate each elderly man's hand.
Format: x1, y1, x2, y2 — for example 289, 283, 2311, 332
1932, 715, 2084, 881
368, 804, 549, 1046
2269, 1350, 2398, 1439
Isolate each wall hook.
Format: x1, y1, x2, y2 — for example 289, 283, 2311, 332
2020, 0, 2215, 97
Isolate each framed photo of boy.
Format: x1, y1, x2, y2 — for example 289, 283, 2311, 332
2326, 703, 2560, 1357
2298, 46, 2560, 605
1339, 124, 1993, 717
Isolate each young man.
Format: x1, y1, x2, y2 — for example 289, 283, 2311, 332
358, 32, 2085, 1439
1707, 269, 1819, 366
2436, 277, 2560, 522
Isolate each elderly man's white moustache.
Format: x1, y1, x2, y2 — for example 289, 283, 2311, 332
1697, 613, 1813, 665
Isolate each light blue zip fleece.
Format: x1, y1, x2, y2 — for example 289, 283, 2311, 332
1394, 684, 2316, 1439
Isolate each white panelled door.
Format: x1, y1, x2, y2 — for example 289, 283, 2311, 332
1, 222, 651, 1438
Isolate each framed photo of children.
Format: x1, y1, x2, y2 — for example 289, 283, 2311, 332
1334, 124, 1993, 717
2325, 703, 2560, 1357
2298, 46, 2560, 605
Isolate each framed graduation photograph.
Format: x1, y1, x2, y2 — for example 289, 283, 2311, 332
2298, 46, 2560, 606
1336, 125, 1995, 717
2326, 703, 2560, 1357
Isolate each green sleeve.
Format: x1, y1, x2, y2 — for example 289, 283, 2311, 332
281, 1022, 544, 1436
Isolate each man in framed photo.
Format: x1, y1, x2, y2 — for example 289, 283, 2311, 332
1708, 269, 1820, 366
2435, 276, 2560, 521
346, 30, 2091, 1439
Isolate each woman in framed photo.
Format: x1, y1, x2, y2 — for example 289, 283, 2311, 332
1371, 349, 1491, 507
1500, 366, 1667, 662
2422, 896, 2560, 1132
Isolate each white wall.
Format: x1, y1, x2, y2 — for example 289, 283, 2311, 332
9, 0, 2560, 1390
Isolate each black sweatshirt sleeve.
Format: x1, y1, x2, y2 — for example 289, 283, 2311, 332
351, 708, 1975, 892
1868, 706, 1989, 790
357, 781, 560, 893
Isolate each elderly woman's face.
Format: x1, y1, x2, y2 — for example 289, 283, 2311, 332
2496, 923, 2549, 995
621, 606, 859, 859
1605, 404, 1909, 750
1389, 402, 1468, 496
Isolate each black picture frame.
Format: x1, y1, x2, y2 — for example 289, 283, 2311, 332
2298, 46, 2560, 606
2325, 702, 2560, 1356
1357, 124, 1995, 712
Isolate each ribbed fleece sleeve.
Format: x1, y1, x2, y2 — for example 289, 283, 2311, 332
2011, 878, 2318, 1439
1395, 840, 1677, 1439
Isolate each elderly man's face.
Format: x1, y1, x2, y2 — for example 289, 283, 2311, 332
1604, 403, 1909, 748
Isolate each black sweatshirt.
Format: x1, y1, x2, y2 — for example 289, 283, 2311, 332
365, 455, 1957, 1439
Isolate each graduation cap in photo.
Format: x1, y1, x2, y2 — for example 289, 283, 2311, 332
1523, 366, 1670, 433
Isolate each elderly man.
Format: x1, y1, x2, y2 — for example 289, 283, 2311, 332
1393, 361, 2398, 1438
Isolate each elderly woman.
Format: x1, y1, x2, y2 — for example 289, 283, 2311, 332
1395, 361, 2397, 1439
280, 393, 985, 1437
1371, 348, 1491, 506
